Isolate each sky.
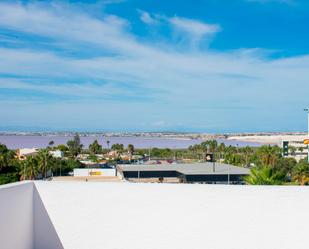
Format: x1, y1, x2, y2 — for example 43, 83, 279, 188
0, 0, 309, 133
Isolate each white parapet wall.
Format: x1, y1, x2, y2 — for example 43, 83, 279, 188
0, 182, 34, 249
0, 181, 63, 249
2, 181, 309, 249
73, 168, 116, 177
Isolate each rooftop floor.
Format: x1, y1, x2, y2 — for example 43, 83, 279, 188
2, 181, 309, 249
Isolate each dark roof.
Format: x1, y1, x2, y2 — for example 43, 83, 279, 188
117, 163, 249, 175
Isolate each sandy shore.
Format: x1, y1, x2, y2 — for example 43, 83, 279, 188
228, 135, 308, 145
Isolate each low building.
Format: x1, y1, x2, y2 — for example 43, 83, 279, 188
117, 163, 249, 184
16, 148, 38, 160
73, 166, 116, 177
49, 150, 63, 158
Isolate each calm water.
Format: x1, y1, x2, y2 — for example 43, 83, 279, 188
0, 135, 260, 149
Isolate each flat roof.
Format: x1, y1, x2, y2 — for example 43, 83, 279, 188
34, 182, 309, 249
118, 163, 250, 175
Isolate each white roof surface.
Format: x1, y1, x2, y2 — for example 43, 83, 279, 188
34, 181, 309, 249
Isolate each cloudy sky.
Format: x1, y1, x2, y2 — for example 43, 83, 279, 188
0, 0, 309, 132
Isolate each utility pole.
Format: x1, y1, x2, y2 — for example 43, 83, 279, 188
304, 108, 309, 163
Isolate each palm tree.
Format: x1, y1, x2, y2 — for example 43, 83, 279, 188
218, 143, 226, 162
243, 166, 285, 185
37, 149, 53, 179
20, 156, 38, 180
242, 146, 253, 167
257, 145, 280, 167
292, 161, 309, 185
106, 140, 110, 151
127, 144, 135, 156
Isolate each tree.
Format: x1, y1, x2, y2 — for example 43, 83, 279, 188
0, 144, 20, 184
292, 160, 309, 185
67, 133, 83, 158
0, 144, 17, 170
111, 143, 124, 152
107, 140, 110, 150
56, 144, 68, 153
257, 145, 281, 167
89, 140, 102, 154
243, 166, 285, 185
20, 156, 38, 180
241, 146, 254, 167
37, 149, 53, 178
218, 143, 226, 162
127, 144, 135, 156
48, 140, 54, 147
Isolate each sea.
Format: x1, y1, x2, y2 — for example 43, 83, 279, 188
0, 135, 261, 149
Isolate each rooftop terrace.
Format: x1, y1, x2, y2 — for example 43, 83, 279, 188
1, 181, 309, 249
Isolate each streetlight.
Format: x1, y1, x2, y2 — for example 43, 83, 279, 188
304, 108, 309, 163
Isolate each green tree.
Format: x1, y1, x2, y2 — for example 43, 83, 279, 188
111, 143, 124, 152
257, 145, 281, 167
292, 160, 309, 185
218, 143, 226, 162
89, 140, 102, 154
67, 133, 83, 158
20, 156, 38, 180
241, 146, 254, 167
0, 144, 20, 184
37, 149, 54, 178
243, 166, 285, 185
127, 144, 135, 156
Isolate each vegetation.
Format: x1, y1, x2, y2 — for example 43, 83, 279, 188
1, 136, 309, 186
0, 144, 19, 184
243, 166, 285, 185
67, 133, 83, 158
89, 139, 102, 154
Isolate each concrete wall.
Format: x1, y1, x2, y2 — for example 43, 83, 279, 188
33, 186, 63, 249
74, 168, 116, 177
0, 182, 34, 249
0, 181, 63, 249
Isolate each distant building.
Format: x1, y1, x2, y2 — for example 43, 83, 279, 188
281, 140, 308, 161
73, 166, 116, 177
49, 150, 63, 158
16, 148, 38, 160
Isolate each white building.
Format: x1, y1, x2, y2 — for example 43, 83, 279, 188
49, 150, 63, 158
73, 168, 116, 177
1, 181, 309, 249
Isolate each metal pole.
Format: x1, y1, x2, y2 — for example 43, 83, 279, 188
307, 109, 309, 163
228, 163, 230, 185
305, 108, 309, 164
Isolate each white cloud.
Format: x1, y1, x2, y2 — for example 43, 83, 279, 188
138, 10, 158, 25
0, 2, 308, 131
169, 17, 221, 37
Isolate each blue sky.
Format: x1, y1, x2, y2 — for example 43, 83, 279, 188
0, 0, 309, 132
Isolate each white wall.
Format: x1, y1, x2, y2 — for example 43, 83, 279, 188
33, 186, 63, 249
0, 181, 63, 249
73, 168, 116, 177
0, 182, 34, 249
